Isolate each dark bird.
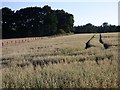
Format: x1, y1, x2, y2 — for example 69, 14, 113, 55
99, 34, 104, 44
103, 43, 111, 49
99, 34, 111, 49
85, 34, 95, 49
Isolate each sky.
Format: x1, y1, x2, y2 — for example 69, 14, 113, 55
1, 0, 119, 26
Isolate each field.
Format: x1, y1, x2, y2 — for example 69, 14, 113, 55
1, 33, 119, 88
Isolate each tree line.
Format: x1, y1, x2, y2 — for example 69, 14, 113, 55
1, 5, 119, 39
74, 23, 119, 34
1, 5, 74, 39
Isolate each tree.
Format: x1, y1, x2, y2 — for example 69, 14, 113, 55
74, 23, 97, 33
102, 22, 109, 33
55, 10, 74, 34
15, 7, 45, 37
84, 23, 96, 33
102, 22, 108, 27
2, 7, 16, 38
117, 26, 120, 32
43, 6, 58, 36
2, 6, 118, 39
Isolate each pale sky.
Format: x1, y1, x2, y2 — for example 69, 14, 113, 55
1, 0, 119, 26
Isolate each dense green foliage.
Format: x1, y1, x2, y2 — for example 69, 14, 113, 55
1, 5, 74, 39
74, 23, 119, 34
1, 5, 119, 39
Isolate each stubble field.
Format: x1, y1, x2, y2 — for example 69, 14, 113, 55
1, 33, 119, 88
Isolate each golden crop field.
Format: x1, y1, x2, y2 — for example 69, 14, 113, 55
1, 33, 119, 88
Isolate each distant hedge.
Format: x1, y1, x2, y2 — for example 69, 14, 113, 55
74, 23, 119, 34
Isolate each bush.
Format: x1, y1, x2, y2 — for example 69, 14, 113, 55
58, 29, 66, 34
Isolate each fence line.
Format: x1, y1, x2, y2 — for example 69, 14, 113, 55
1, 37, 45, 47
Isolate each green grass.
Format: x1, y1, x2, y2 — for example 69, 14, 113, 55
1, 33, 119, 88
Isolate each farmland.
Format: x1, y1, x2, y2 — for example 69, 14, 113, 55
1, 33, 119, 88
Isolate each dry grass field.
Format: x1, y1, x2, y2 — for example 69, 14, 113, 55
1, 33, 119, 88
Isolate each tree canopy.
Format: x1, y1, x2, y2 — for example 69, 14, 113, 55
74, 23, 119, 34
1, 5, 74, 39
1, 5, 119, 39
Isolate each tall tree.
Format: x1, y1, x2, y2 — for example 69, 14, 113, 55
2, 7, 16, 38
55, 10, 74, 34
